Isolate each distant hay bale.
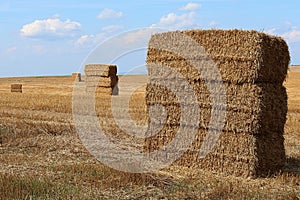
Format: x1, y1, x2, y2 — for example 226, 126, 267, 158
84, 64, 119, 95
85, 76, 119, 88
72, 72, 82, 82
11, 84, 22, 93
85, 64, 117, 77
86, 85, 119, 96
144, 29, 290, 178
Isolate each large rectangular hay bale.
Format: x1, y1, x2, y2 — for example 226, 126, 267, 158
146, 82, 287, 134
144, 29, 289, 178
147, 30, 290, 83
144, 125, 285, 177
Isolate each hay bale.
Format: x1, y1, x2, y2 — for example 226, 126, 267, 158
146, 83, 287, 134
11, 84, 22, 93
147, 30, 290, 83
86, 85, 119, 95
144, 29, 289, 178
85, 76, 119, 87
145, 126, 285, 177
72, 73, 82, 82
85, 64, 117, 77
84, 64, 119, 96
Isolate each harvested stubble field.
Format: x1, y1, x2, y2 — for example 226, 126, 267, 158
0, 70, 299, 199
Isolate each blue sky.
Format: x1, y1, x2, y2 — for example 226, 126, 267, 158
0, 0, 299, 77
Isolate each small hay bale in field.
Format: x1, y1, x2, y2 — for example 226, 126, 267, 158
72, 72, 82, 82
84, 64, 119, 96
86, 85, 119, 96
85, 76, 119, 87
11, 84, 22, 93
84, 64, 117, 77
144, 29, 290, 178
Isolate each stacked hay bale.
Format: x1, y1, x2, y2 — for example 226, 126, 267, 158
144, 30, 290, 177
11, 84, 22, 93
72, 72, 82, 82
84, 64, 119, 95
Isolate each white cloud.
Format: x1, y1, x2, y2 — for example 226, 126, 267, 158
6, 47, 17, 53
209, 21, 218, 28
52, 13, 61, 19
266, 24, 300, 43
3, 45, 47, 57
77, 35, 89, 45
265, 28, 277, 35
282, 29, 300, 43
21, 17, 81, 39
76, 33, 105, 47
123, 28, 162, 44
31, 45, 46, 54
285, 21, 292, 27
76, 25, 124, 47
101, 25, 123, 33
98, 8, 123, 19
152, 12, 197, 29
180, 3, 201, 11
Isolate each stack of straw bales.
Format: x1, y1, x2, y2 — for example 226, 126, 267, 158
84, 64, 119, 95
11, 84, 22, 93
144, 30, 290, 177
72, 72, 82, 82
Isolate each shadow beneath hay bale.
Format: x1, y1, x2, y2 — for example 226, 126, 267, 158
283, 157, 300, 175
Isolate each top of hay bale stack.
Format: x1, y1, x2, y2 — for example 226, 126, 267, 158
11, 84, 22, 89
72, 72, 81, 76
147, 29, 290, 84
84, 64, 117, 77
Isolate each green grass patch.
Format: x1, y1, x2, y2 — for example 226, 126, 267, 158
0, 174, 83, 199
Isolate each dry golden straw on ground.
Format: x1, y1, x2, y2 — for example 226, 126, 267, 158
144, 29, 290, 178
0, 71, 299, 198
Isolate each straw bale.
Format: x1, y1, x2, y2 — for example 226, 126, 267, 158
11, 84, 22, 93
86, 85, 119, 95
147, 30, 290, 83
84, 63, 119, 95
146, 80, 287, 108
84, 64, 117, 77
144, 29, 289, 177
144, 126, 285, 177
146, 82, 287, 134
72, 72, 82, 82
85, 76, 118, 87
147, 106, 285, 134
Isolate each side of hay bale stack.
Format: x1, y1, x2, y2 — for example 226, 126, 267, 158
72, 72, 82, 82
11, 84, 22, 93
144, 30, 290, 178
84, 64, 119, 95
